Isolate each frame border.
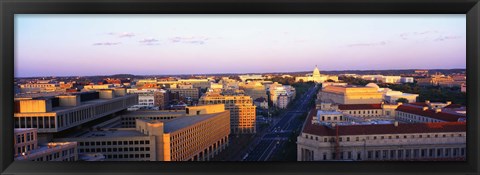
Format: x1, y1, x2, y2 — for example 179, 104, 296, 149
1, 0, 479, 174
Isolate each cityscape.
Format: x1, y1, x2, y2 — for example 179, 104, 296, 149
13, 15, 466, 161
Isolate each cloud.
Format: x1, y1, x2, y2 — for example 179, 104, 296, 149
139, 38, 160, 45
399, 30, 439, 40
169, 36, 211, 45
93, 42, 121, 46
118, 32, 135, 38
434, 35, 462, 42
107, 32, 136, 38
347, 41, 387, 47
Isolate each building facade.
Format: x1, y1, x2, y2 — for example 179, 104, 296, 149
14, 90, 138, 133
199, 94, 256, 134
297, 111, 466, 161
318, 85, 383, 105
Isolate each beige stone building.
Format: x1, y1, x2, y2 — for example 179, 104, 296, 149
57, 104, 230, 161
297, 110, 466, 161
199, 94, 256, 134
318, 85, 383, 105
14, 89, 138, 133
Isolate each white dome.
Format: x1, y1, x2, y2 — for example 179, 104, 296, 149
365, 83, 380, 89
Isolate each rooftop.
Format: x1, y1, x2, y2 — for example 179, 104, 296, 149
163, 111, 228, 133
121, 110, 186, 116
317, 110, 343, 116
396, 105, 465, 122
76, 129, 146, 138
303, 109, 466, 136
338, 104, 382, 110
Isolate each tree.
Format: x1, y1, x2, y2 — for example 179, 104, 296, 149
396, 98, 409, 103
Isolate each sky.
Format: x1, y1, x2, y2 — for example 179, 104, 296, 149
15, 14, 466, 77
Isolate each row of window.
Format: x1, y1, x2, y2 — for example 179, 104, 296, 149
316, 147, 466, 160
79, 147, 151, 153
304, 133, 465, 142
79, 140, 150, 146
105, 153, 150, 159
14, 116, 55, 129
397, 112, 442, 122
15, 131, 36, 144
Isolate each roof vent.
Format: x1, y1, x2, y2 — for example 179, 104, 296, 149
394, 121, 399, 127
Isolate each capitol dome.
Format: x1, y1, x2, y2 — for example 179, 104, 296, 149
365, 83, 380, 89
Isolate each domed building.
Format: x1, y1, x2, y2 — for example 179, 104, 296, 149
295, 65, 339, 83
365, 83, 380, 89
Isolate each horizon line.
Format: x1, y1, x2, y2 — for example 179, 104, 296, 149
14, 68, 466, 78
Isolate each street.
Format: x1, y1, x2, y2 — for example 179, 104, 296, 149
244, 84, 319, 161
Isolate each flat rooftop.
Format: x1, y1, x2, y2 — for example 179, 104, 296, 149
121, 110, 186, 116
317, 110, 342, 116
162, 111, 228, 133
52, 95, 136, 113
75, 129, 146, 138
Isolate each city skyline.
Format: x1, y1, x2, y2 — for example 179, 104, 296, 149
15, 14, 466, 77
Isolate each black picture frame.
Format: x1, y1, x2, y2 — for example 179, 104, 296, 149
1, 0, 479, 174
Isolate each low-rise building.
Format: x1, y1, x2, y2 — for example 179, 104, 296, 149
56, 104, 230, 161
318, 85, 383, 105
14, 128, 78, 161
14, 89, 138, 133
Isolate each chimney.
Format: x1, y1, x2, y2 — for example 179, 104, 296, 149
425, 100, 430, 104
422, 106, 428, 111
435, 108, 442, 113
331, 122, 337, 128
394, 121, 399, 127
446, 101, 452, 105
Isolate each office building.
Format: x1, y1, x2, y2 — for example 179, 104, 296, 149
14, 89, 138, 133
56, 104, 230, 161
199, 94, 256, 134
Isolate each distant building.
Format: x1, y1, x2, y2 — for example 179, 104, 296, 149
400, 77, 414, 83
127, 88, 158, 108
253, 97, 269, 109
154, 90, 170, 110
295, 66, 339, 83
239, 81, 268, 101
19, 83, 57, 93
14, 128, 78, 161
238, 74, 265, 82
169, 85, 200, 101
277, 94, 289, 109
414, 70, 429, 77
